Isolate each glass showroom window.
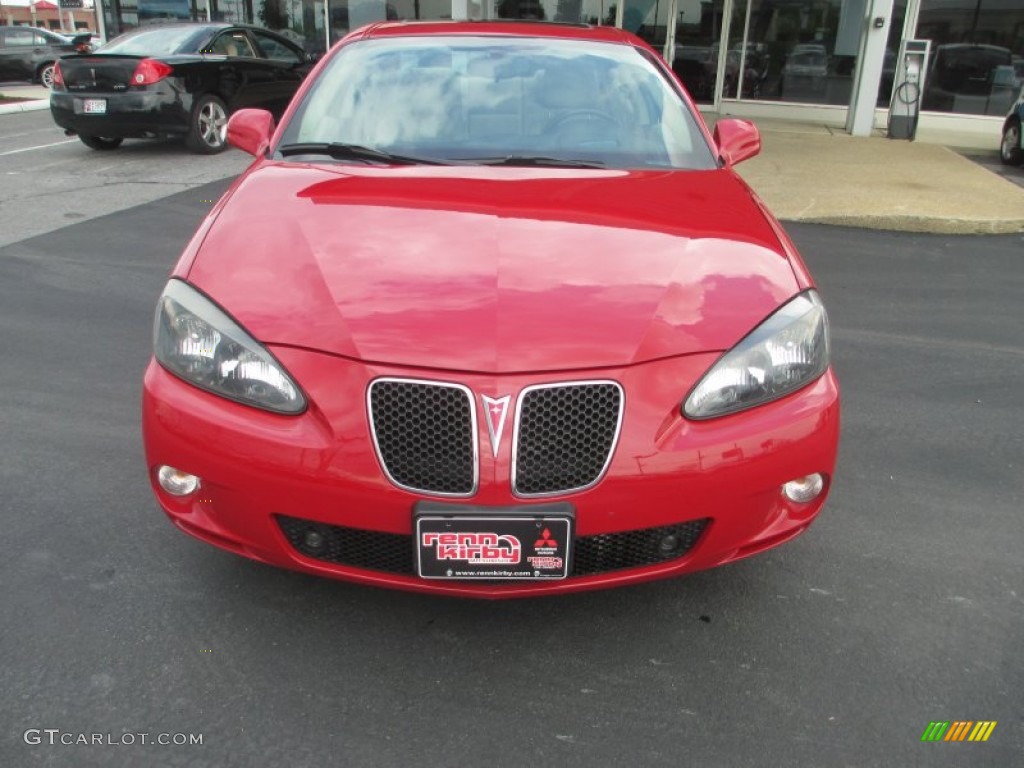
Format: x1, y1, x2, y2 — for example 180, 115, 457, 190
104, 0, 206, 37
251, 0, 327, 55
918, 0, 1024, 116
494, 0, 611, 23
723, 0, 870, 106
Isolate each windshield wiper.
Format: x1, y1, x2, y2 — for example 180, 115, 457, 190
277, 142, 449, 166
459, 155, 606, 169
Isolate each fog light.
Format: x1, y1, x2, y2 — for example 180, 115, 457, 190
157, 465, 201, 496
659, 534, 681, 554
782, 473, 824, 503
303, 529, 326, 551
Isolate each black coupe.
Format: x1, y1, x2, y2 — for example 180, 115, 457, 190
50, 23, 313, 153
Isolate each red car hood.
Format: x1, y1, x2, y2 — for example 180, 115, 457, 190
187, 163, 798, 373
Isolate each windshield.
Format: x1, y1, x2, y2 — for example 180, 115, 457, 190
99, 26, 210, 56
278, 36, 716, 170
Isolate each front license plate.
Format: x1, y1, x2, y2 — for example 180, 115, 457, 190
415, 504, 572, 580
83, 99, 106, 114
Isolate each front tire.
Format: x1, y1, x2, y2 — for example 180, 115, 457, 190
38, 62, 56, 89
79, 135, 123, 150
1001, 117, 1023, 166
186, 94, 229, 154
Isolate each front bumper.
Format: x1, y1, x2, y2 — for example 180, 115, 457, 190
142, 348, 840, 598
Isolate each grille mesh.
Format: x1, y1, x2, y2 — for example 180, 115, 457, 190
276, 515, 708, 578
369, 380, 476, 495
571, 520, 709, 576
277, 515, 412, 575
514, 383, 623, 496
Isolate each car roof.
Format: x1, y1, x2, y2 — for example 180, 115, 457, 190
355, 20, 636, 46
114, 21, 297, 36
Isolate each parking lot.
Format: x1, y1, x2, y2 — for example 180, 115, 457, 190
1, 109, 1021, 767
0, 108, 249, 247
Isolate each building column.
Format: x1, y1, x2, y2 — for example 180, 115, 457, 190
94, 0, 109, 41
846, 0, 893, 136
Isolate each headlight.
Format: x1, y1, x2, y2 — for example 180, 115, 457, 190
153, 279, 306, 414
683, 290, 830, 420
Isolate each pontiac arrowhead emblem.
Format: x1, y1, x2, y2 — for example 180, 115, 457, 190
481, 394, 511, 458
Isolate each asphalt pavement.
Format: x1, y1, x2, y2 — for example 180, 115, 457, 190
0, 109, 250, 248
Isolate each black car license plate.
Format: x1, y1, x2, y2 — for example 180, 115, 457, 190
76, 98, 107, 115
415, 503, 572, 580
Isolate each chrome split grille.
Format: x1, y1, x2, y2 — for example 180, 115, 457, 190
368, 378, 623, 497
513, 381, 623, 497
368, 379, 477, 496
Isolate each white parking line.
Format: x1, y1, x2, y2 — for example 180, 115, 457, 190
0, 139, 78, 157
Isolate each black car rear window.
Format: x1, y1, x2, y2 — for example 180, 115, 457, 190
99, 26, 212, 56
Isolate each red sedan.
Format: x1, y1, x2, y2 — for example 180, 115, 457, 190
143, 21, 840, 597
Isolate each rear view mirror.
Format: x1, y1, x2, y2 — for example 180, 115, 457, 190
713, 118, 761, 166
227, 109, 275, 157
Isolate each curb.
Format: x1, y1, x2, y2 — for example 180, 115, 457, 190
783, 214, 1024, 235
0, 99, 50, 115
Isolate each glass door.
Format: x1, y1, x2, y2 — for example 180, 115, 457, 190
668, 0, 729, 106
619, 0, 675, 63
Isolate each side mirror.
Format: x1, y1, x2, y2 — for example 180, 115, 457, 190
227, 108, 275, 157
713, 118, 761, 166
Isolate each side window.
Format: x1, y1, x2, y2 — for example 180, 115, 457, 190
253, 32, 302, 64
6, 29, 35, 47
211, 32, 256, 58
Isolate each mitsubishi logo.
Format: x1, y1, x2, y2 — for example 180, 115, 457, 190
480, 394, 511, 458
535, 528, 558, 548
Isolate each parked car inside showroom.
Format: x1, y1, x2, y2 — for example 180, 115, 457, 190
143, 20, 841, 598
1001, 85, 1024, 165
49, 22, 313, 153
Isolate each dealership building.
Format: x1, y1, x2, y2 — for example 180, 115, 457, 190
74, 0, 1024, 141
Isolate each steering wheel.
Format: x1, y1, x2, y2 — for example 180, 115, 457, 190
545, 109, 619, 133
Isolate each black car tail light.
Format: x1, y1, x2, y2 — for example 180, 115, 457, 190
131, 59, 173, 86
51, 60, 65, 90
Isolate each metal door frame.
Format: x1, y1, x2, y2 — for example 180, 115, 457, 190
624, 0, 735, 112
